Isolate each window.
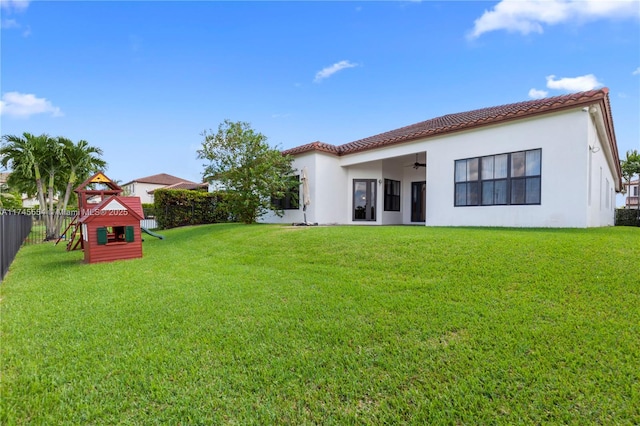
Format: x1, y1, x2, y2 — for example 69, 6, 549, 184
271, 175, 300, 210
384, 179, 401, 211
97, 226, 135, 245
455, 149, 541, 207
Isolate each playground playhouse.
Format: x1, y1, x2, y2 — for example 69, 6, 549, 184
60, 172, 145, 264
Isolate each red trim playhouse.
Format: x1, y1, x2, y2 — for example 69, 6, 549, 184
60, 172, 144, 264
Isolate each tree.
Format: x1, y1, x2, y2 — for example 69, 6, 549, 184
57, 137, 107, 216
620, 149, 640, 209
197, 120, 298, 224
1, 133, 107, 240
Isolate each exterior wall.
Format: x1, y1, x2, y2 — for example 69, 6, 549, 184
269, 107, 618, 228
122, 182, 164, 204
83, 219, 142, 264
262, 152, 347, 225
423, 109, 591, 227
586, 114, 617, 226
624, 181, 639, 208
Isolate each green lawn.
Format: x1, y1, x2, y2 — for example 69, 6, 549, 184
1, 224, 639, 424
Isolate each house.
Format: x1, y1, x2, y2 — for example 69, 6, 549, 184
265, 88, 621, 228
147, 181, 208, 196
623, 179, 639, 209
121, 173, 202, 204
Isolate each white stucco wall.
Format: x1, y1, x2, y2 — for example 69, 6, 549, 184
266, 106, 619, 228
262, 152, 348, 225
122, 182, 164, 204
422, 109, 590, 227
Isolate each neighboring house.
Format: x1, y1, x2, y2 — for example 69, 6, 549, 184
148, 181, 208, 196
121, 173, 202, 204
0, 172, 9, 187
623, 179, 639, 209
265, 88, 621, 228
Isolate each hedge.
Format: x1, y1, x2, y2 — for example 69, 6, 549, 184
153, 189, 234, 229
615, 208, 640, 227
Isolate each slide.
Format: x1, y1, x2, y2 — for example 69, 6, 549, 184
141, 227, 165, 240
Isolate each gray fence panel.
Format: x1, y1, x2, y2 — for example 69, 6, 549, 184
1, 212, 33, 282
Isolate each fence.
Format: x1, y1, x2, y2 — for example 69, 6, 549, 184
1, 212, 33, 282
22, 212, 77, 245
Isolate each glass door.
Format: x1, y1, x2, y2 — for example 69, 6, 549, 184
353, 179, 377, 221
411, 181, 426, 222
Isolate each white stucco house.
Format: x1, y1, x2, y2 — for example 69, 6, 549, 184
264, 88, 621, 228
623, 179, 639, 209
122, 173, 203, 204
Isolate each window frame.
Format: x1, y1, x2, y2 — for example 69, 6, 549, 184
383, 179, 401, 212
353, 179, 377, 221
271, 175, 300, 210
454, 149, 542, 207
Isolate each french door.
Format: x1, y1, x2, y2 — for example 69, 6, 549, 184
353, 179, 377, 221
411, 181, 426, 222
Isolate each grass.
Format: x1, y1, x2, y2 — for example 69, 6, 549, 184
1, 224, 639, 424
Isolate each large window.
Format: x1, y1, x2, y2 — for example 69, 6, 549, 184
384, 179, 401, 211
455, 149, 541, 207
271, 175, 300, 210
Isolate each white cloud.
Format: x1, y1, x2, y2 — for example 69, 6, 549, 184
633, 67, 640, 76
0, 0, 29, 12
314, 60, 358, 83
1, 18, 19, 29
528, 88, 548, 99
545, 74, 603, 92
0, 92, 63, 118
469, 0, 640, 39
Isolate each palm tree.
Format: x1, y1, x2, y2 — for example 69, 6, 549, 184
1, 133, 64, 239
1, 133, 107, 240
56, 138, 107, 227
1, 133, 48, 212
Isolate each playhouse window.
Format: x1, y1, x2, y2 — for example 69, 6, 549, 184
97, 226, 135, 245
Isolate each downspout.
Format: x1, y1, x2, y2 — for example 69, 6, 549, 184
588, 104, 621, 192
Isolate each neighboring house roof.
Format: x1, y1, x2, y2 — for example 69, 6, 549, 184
623, 180, 639, 186
283, 88, 616, 157
123, 173, 197, 186
147, 181, 208, 194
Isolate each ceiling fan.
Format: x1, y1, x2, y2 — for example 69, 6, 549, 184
410, 154, 426, 169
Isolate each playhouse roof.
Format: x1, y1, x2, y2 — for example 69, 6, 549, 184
74, 171, 123, 193
79, 196, 144, 224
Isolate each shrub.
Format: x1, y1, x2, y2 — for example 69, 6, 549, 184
153, 189, 234, 229
615, 208, 640, 226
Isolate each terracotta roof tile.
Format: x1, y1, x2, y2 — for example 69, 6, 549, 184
282, 141, 340, 156
339, 89, 611, 154
283, 89, 614, 158
125, 173, 197, 186
148, 182, 208, 193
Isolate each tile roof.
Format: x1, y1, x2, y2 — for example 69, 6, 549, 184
125, 173, 197, 186
147, 181, 208, 193
282, 88, 616, 157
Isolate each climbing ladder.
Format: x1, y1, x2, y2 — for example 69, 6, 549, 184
55, 213, 84, 251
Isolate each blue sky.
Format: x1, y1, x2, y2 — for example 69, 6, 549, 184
1, 0, 639, 188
